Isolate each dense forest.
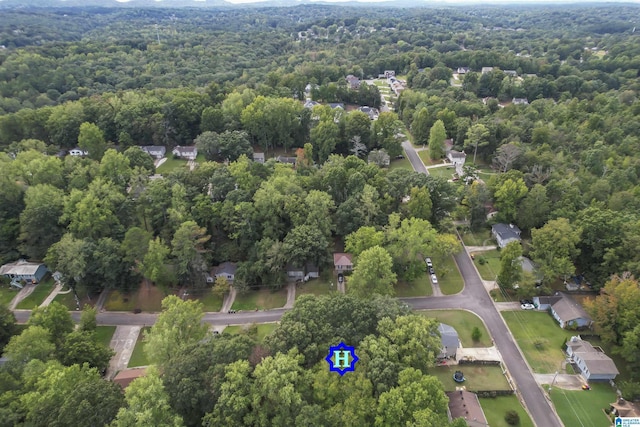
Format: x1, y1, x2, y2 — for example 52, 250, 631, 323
1, 3, 640, 425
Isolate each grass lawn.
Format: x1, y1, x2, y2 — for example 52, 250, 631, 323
548, 383, 615, 427
432, 365, 510, 392
296, 273, 338, 299
0, 283, 20, 307
232, 288, 287, 311
459, 228, 492, 247
191, 288, 223, 312
105, 285, 167, 312
389, 155, 413, 171
427, 166, 457, 180
502, 310, 575, 373
127, 327, 151, 368
417, 150, 444, 166
53, 286, 96, 310
420, 309, 492, 347
95, 326, 116, 348
480, 395, 535, 427
395, 270, 433, 297
16, 278, 55, 309
156, 156, 188, 174
223, 323, 278, 342
438, 255, 464, 295
472, 249, 501, 281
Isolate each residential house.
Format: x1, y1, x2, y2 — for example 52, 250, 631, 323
305, 263, 320, 279
512, 98, 529, 105
446, 390, 489, 427
446, 150, 467, 175
139, 146, 166, 159
211, 262, 237, 283
383, 70, 396, 78
346, 74, 361, 90
481, 67, 494, 74
438, 323, 460, 359
69, 147, 88, 156
303, 100, 320, 109
566, 336, 618, 381
520, 256, 543, 285
328, 103, 345, 110
358, 106, 379, 120
304, 83, 318, 95
252, 152, 265, 163
286, 264, 306, 280
610, 398, 640, 419
491, 223, 522, 248
456, 67, 470, 74
333, 253, 353, 272
276, 156, 297, 166
503, 70, 518, 77
533, 293, 593, 329
0, 260, 48, 284
172, 146, 198, 160
113, 368, 147, 389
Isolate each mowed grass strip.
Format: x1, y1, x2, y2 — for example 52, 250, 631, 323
223, 323, 278, 343
548, 383, 615, 427
232, 288, 287, 311
479, 395, 535, 427
459, 228, 492, 247
502, 310, 575, 373
419, 309, 492, 347
95, 326, 117, 348
127, 327, 151, 368
438, 255, 464, 295
432, 365, 510, 392
472, 249, 501, 281
16, 278, 56, 309
0, 284, 19, 307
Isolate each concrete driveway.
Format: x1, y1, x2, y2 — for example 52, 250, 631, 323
106, 325, 142, 379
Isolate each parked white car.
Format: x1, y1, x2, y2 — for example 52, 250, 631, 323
431, 274, 438, 284
520, 303, 534, 310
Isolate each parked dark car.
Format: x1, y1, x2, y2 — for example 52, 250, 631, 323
338, 273, 344, 284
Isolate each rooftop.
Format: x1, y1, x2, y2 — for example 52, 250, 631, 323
447, 390, 489, 427
0, 260, 46, 276
551, 293, 592, 323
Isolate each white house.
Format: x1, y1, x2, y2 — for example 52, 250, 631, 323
69, 147, 88, 156
333, 253, 353, 271
446, 150, 467, 175
210, 262, 237, 283
438, 323, 460, 359
172, 146, 198, 160
533, 293, 593, 329
491, 223, 522, 248
140, 146, 166, 159
566, 336, 618, 381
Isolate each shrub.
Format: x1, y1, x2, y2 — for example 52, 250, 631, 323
478, 256, 487, 265
505, 410, 520, 425
471, 326, 482, 342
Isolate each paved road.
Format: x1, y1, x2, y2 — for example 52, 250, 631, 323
401, 140, 429, 175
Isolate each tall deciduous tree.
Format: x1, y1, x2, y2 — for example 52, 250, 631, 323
0, 305, 17, 353
144, 295, 209, 367
517, 184, 550, 230
464, 123, 490, 164
171, 221, 210, 287
349, 246, 397, 298
345, 226, 385, 259
27, 302, 74, 348
112, 367, 185, 427
498, 241, 523, 288
428, 119, 446, 160
411, 107, 431, 147
405, 186, 433, 221
530, 218, 581, 283
78, 122, 107, 161
19, 184, 65, 260
58, 330, 113, 373
2, 325, 55, 365
494, 177, 528, 224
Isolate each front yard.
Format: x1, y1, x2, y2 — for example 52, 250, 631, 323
389, 155, 413, 171
459, 227, 492, 247
472, 249, 501, 281
231, 287, 288, 311
437, 255, 464, 295
190, 288, 223, 312
95, 326, 117, 348
432, 364, 511, 392
156, 156, 188, 174
395, 270, 433, 297
127, 327, 151, 368
427, 165, 457, 180
480, 395, 535, 427
16, 278, 56, 309
0, 283, 19, 307
223, 323, 278, 343
548, 383, 616, 427
104, 284, 168, 312
296, 273, 338, 299
502, 310, 575, 373
420, 309, 492, 347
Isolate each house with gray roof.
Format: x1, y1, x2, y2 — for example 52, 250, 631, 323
566, 336, 618, 381
172, 146, 198, 160
533, 293, 593, 329
491, 223, 522, 248
139, 146, 166, 159
438, 323, 460, 359
252, 152, 265, 163
0, 260, 48, 285
211, 262, 237, 283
